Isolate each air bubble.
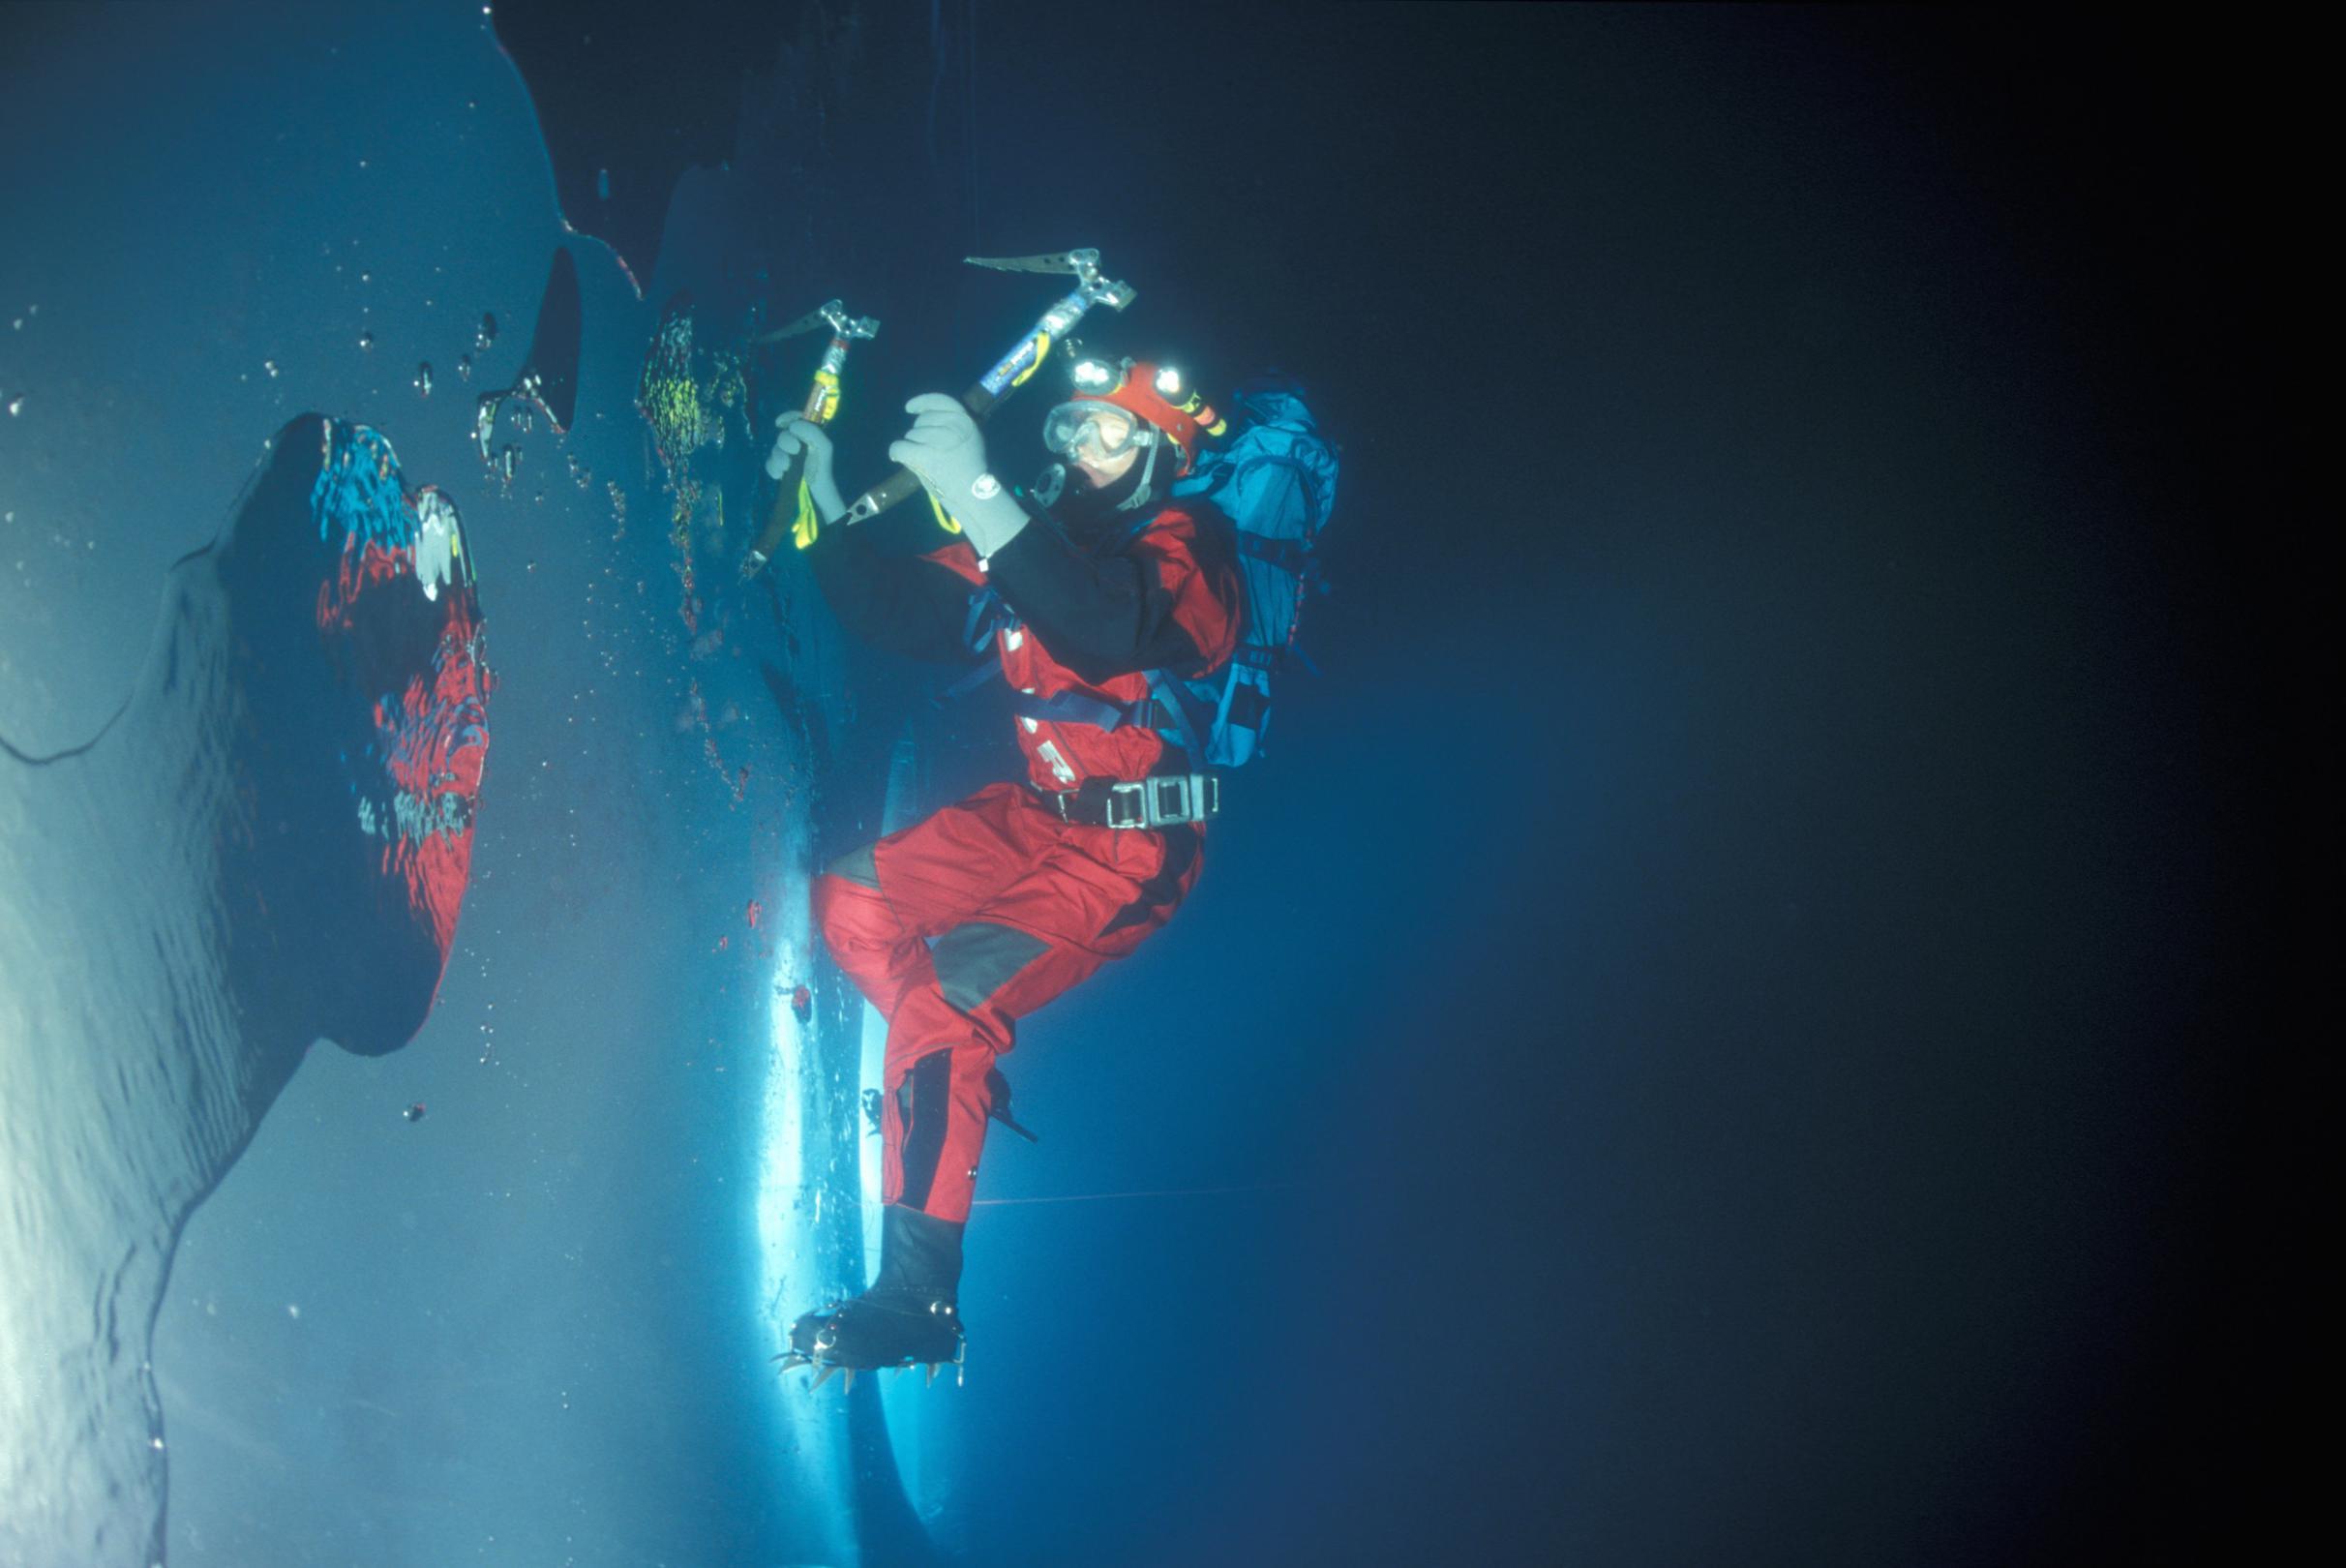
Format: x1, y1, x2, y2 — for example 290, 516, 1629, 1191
357, 329, 375, 351
263, 359, 280, 377
415, 362, 434, 397
476, 313, 497, 352
457, 352, 473, 381
5, 396, 20, 417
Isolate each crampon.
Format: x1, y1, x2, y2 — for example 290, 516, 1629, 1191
773, 1289, 967, 1391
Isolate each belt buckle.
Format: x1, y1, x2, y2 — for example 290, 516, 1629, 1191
1148, 773, 1219, 828
1149, 775, 1191, 828
1103, 780, 1148, 829
1085, 775, 1219, 829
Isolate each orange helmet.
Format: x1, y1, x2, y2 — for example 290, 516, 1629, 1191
1060, 354, 1227, 474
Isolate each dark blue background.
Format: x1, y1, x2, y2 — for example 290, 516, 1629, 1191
1, 2, 2305, 1563
762, 8, 2303, 1564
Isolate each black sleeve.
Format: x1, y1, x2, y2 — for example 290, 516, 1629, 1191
805, 524, 982, 664
982, 520, 1209, 685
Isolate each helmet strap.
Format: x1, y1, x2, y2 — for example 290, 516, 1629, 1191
1116, 435, 1161, 513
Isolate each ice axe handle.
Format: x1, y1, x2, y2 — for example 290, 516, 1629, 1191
743, 354, 853, 578
745, 434, 818, 579
840, 387, 1001, 526
838, 281, 1111, 526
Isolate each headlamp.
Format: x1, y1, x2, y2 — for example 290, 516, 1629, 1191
1053, 350, 1222, 465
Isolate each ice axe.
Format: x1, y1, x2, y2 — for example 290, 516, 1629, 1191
740, 298, 879, 579
833, 248, 1137, 528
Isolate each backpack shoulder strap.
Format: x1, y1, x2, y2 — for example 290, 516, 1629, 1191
1144, 667, 1224, 762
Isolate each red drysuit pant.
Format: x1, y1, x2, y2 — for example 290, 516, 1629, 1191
813, 780, 1204, 1223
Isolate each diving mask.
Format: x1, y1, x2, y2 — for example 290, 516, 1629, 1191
1041, 401, 1155, 461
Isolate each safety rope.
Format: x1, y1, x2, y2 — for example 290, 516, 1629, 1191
968, 1178, 1308, 1209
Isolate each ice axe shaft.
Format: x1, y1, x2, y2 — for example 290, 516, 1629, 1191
838, 252, 1135, 528
743, 300, 878, 579
990, 1106, 1040, 1143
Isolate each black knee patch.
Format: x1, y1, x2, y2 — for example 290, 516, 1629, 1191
932, 920, 1050, 1013
895, 1049, 954, 1212
824, 842, 881, 889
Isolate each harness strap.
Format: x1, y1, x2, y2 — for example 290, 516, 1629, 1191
1008, 686, 1176, 732
1146, 668, 1224, 763
935, 658, 1004, 707
962, 588, 1008, 652
932, 588, 1013, 706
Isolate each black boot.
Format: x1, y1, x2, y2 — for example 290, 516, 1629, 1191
778, 1205, 967, 1385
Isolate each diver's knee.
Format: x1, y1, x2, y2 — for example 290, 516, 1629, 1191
823, 842, 881, 890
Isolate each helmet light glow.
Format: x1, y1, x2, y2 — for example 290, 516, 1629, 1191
1155, 365, 1183, 397
1072, 358, 1116, 390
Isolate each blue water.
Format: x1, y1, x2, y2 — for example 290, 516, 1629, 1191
1, 3, 2290, 1566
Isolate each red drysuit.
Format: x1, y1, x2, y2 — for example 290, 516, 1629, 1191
807, 498, 1241, 1222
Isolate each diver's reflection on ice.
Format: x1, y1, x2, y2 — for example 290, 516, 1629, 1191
0, 415, 492, 1568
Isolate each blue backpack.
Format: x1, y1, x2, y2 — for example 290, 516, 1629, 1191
1149, 375, 1338, 767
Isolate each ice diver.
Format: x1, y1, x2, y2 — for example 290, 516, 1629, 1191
771, 363, 1242, 1382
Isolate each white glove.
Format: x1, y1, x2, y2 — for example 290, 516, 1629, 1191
767, 416, 845, 524
887, 393, 1030, 557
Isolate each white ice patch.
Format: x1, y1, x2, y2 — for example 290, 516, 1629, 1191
411, 489, 460, 601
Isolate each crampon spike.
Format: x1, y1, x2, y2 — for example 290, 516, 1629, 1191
925, 1362, 940, 1387
811, 1364, 838, 1391
842, 1367, 857, 1394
